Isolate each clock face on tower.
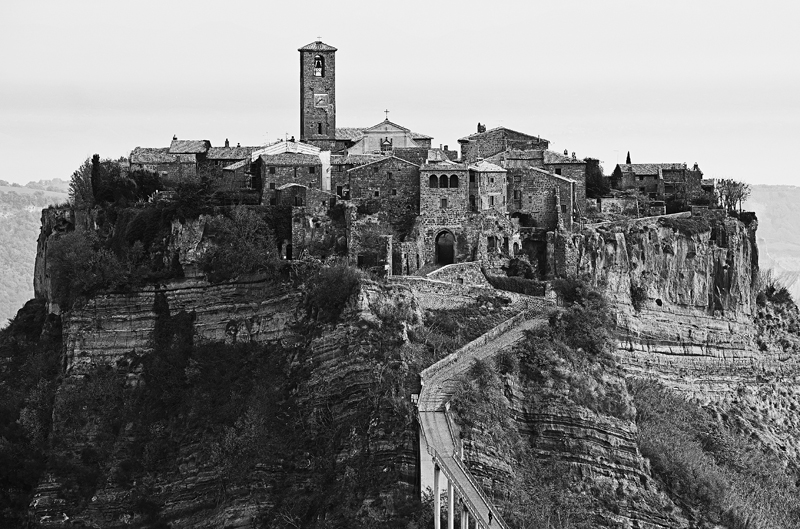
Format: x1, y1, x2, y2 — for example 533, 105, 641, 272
314, 94, 328, 108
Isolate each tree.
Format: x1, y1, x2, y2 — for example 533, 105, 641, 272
584, 158, 609, 198
717, 179, 751, 213
199, 206, 278, 282
69, 158, 94, 208
625, 151, 631, 164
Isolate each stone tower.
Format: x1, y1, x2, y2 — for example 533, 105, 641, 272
299, 40, 337, 149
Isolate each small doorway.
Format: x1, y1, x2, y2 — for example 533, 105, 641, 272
435, 232, 455, 265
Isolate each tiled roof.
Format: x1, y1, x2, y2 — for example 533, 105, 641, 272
346, 156, 419, 172
527, 166, 577, 183
458, 126, 547, 143
169, 139, 210, 154
498, 149, 544, 160
543, 150, 584, 164
130, 147, 195, 164
339, 154, 386, 166
298, 41, 337, 52
207, 146, 260, 160
617, 163, 686, 175
277, 183, 307, 190
421, 161, 469, 171
335, 125, 433, 141
222, 159, 249, 171
469, 160, 506, 173
335, 127, 365, 141
259, 153, 320, 165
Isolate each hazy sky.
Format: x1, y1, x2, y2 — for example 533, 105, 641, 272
1, 0, 798, 185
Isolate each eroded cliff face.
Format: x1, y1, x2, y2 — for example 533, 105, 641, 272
455, 215, 800, 528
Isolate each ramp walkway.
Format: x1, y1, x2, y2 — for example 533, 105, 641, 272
418, 301, 549, 529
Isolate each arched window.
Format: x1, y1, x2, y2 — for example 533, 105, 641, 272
449, 175, 459, 188
314, 55, 324, 77
439, 175, 448, 188
429, 175, 438, 188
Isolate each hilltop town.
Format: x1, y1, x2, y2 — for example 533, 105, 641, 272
125, 40, 720, 280
4, 39, 800, 529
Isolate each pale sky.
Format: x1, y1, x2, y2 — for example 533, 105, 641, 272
1, 0, 798, 185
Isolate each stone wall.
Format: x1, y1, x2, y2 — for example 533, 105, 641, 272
347, 157, 420, 217
459, 129, 549, 163
425, 262, 491, 288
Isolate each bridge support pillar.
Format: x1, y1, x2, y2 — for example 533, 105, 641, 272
447, 481, 455, 529
433, 462, 441, 529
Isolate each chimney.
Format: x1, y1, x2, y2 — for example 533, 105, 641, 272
225, 138, 230, 148
444, 145, 448, 151
563, 149, 568, 156
572, 152, 576, 160
173, 135, 177, 140
237, 142, 241, 147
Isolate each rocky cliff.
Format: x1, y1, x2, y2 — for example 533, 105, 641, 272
453, 213, 800, 528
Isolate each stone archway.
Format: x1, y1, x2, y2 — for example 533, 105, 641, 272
435, 231, 455, 265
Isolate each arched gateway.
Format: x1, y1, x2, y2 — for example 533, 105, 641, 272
435, 232, 455, 265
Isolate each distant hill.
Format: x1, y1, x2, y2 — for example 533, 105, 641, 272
0, 183, 68, 326
745, 185, 800, 301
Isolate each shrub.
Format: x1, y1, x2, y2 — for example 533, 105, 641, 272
630, 280, 648, 311
552, 276, 592, 305
658, 216, 711, 236
49, 231, 127, 308
304, 265, 363, 323
199, 207, 279, 282
631, 380, 800, 527
486, 275, 545, 296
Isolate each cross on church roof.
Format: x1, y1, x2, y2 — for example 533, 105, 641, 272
384, 109, 390, 120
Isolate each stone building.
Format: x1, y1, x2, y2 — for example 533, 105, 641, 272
468, 160, 507, 214
458, 126, 549, 163
342, 119, 433, 154
129, 147, 197, 186
611, 162, 703, 204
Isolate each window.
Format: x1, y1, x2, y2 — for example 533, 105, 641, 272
449, 175, 459, 188
638, 175, 644, 181
561, 204, 567, 214
387, 172, 393, 179
439, 175, 448, 188
440, 198, 448, 209
391, 189, 397, 196
309, 166, 316, 174
489, 196, 495, 206
269, 167, 276, 174
469, 174, 475, 183
555, 168, 562, 175
321, 201, 327, 207
374, 190, 380, 197
469, 195, 476, 211
490, 177, 494, 184
269, 197, 276, 205
314, 55, 324, 77
514, 190, 521, 199
295, 196, 304, 206
269, 183, 276, 189
335, 165, 342, 172
429, 175, 438, 188
336, 185, 343, 196
317, 123, 323, 135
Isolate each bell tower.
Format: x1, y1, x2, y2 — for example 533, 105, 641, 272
299, 40, 337, 149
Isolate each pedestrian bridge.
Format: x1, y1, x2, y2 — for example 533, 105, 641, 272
417, 306, 547, 529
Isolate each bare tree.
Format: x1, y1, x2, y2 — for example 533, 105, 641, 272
716, 178, 751, 213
